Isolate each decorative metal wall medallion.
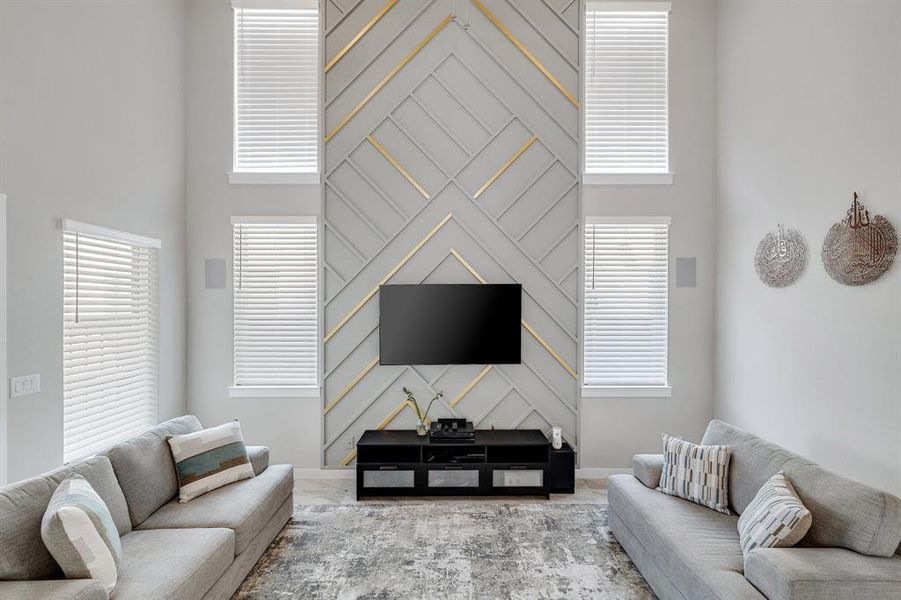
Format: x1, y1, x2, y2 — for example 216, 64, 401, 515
822, 193, 897, 286
754, 223, 807, 287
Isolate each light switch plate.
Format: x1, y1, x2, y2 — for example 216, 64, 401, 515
10, 374, 40, 398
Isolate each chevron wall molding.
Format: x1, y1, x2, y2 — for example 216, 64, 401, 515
323, 0, 580, 466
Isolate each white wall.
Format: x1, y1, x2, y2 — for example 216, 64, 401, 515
0, 0, 188, 481
185, 0, 322, 468
716, 0, 901, 496
580, 0, 717, 469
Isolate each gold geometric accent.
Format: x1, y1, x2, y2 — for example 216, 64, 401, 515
368, 134, 430, 199
340, 399, 417, 466
325, 13, 454, 142
341, 449, 358, 466
449, 365, 493, 407
473, 135, 537, 199
450, 248, 487, 283
470, 0, 579, 108
521, 319, 577, 380
324, 212, 453, 342
449, 250, 578, 380
325, 0, 399, 73
323, 355, 379, 415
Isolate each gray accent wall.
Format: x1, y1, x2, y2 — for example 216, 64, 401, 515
323, 0, 580, 465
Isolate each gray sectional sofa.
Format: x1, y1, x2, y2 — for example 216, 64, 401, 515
0, 415, 294, 600
609, 419, 901, 600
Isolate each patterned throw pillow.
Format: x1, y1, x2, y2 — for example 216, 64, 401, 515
738, 471, 812, 556
657, 433, 732, 514
41, 476, 122, 591
168, 420, 254, 502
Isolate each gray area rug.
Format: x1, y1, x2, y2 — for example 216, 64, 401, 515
234, 503, 655, 599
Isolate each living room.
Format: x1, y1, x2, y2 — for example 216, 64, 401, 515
0, 0, 898, 598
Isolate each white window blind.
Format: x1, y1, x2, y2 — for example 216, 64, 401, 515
584, 218, 669, 387
585, 2, 670, 175
63, 222, 160, 463
233, 0, 318, 174
233, 218, 318, 388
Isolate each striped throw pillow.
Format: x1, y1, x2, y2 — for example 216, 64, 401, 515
738, 471, 812, 556
167, 420, 254, 502
657, 433, 732, 514
41, 476, 122, 592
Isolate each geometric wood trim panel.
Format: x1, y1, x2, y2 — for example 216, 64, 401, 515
324, 0, 580, 466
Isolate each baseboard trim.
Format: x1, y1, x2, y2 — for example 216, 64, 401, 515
293, 467, 631, 480
294, 467, 355, 479
575, 467, 631, 479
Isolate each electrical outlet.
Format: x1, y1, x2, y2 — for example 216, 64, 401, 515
345, 437, 355, 450
10, 374, 41, 398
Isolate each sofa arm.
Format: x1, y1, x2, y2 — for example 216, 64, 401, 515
246, 445, 270, 476
632, 454, 664, 489
744, 547, 901, 600
0, 579, 108, 600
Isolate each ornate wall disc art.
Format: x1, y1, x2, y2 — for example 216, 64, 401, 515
754, 223, 807, 287
822, 193, 897, 286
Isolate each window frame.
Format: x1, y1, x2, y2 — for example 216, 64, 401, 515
61, 219, 161, 463
582, 1, 672, 186
229, 215, 320, 398
230, 0, 321, 185
581, 216, 672, 398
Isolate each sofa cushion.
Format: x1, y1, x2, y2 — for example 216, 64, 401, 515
744, 546, 901, 600
702, 419, 901, 557
112, 528, 234, 600
738, 472, 811, 556
0, 579, 109, 600
608, 473, 763, 600
101, 415, 203, 527
41, 476, 122, 591
136, 464, 292, 556
0, 456, 130, 580
167, 421, 255, 503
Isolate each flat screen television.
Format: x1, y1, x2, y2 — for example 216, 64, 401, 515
379, 284, 521, 365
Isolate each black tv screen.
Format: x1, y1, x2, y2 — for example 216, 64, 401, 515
379, 284, 521, 365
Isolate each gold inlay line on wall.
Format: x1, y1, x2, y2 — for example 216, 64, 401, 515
324, 355, 379, 415
450, 248, 487, 283
325, 0, 399, 73
367, 134, 430, 199
473, 135, 537, 199
449, 250, 578, 380
469, 0, 579, 108
325, 13, 454, 142
324, 212, 453, 342
449, 365, 493, 407
521, 319, 577, 380
340, 399, 417, 465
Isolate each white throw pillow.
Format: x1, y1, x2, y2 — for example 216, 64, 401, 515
657, 433, 732, 514
167, 420, 254, 502
41, 476, 122, 592
738, 471, 812, 556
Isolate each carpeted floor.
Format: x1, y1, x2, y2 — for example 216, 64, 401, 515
234, 503, 655, 599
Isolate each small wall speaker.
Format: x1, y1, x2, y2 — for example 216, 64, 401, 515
205, 259, 227, 289
676, 257, 697, 288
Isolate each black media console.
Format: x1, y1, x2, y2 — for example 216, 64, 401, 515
356, 429, 574, 499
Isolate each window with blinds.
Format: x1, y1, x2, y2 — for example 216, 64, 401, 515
583, 218, 669, 389
585, 2, 670, 180
63, 222, 160, 463
233, 0, 318, 178
232, 218, 318, 391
